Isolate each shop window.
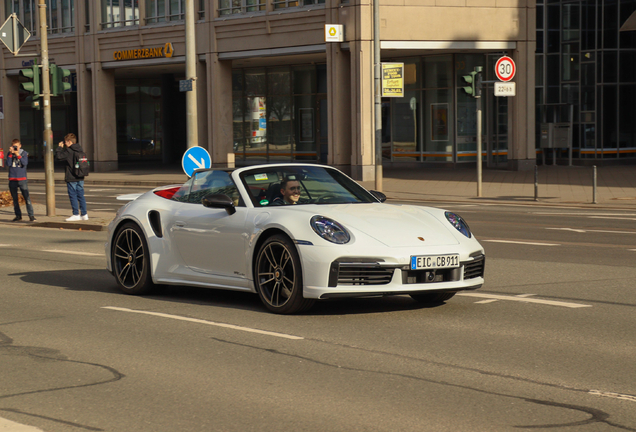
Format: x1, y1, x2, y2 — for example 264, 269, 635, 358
232, 66, 325, 162
146, 0, 183, 23
102, 0, 139, 28
218, 0, 265, 16
273, 0, 324, 10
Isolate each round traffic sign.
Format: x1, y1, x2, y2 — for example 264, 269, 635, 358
495, 56, 516, 82
182, 146, 211, 177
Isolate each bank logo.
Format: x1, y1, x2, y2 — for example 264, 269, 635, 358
113, 42, 174, 61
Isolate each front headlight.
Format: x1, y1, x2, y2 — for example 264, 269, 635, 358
310, 216, 350, 244
445, 211, 472, 238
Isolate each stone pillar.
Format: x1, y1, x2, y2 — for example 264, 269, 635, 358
1, 74, 21, 149
349, 40, 375, 181
91, 65, 118, 172
209, 54, 234, 167
508, 42, 536, 171
327, 43, 351, 170
196, 57, 208, 149
77, 64, 94, 162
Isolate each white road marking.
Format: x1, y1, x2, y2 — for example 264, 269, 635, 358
41, 249, 104, 256
532, 212, 636, 216
0, 244, 13, 247
483, 240, 560, 246
589, 390, 636, 403
589, 216, 636, 221
0, 417, 44, 431
457, 292, 591, 308
102, 307, 304, 340
547, 227, 636, 235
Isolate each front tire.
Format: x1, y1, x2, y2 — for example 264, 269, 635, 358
254, 234, 314, 314
112, 222, 154, 295
410, 291, 456, 303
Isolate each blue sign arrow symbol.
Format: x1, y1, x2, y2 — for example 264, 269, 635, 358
182, 146, 211, 177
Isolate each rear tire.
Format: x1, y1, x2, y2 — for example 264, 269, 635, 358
112, 222, 154, 295
254, 234, 314, 314
410, 291, 456, 303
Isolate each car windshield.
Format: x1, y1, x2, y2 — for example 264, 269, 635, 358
240, 166, 377, 207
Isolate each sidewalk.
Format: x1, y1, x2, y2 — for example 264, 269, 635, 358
2, 164, 635, 230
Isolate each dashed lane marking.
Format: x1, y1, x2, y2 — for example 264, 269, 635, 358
457, 292, 592, 308
41, 249, 104, 256
102, 307, 304, 340
482, 240, 560, 246
546, 227, 636, 235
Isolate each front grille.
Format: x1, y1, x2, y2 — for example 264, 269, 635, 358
464, 255, 485, 279
329, 262, 395, 287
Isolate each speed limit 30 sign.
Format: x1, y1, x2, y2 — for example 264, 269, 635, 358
495, 56, 516, 82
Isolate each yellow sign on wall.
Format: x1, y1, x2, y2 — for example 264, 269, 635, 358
381, 63, 404, 97
113, 42, 174, 61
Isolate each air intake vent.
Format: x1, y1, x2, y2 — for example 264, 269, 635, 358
337, 265, 394, 286
464, 255, 485, 279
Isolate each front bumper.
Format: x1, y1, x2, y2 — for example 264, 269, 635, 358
298, 243, 485, 300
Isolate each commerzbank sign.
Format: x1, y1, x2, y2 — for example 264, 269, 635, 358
113, 42, 174, 61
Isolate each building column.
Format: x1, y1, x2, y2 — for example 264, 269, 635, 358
1, 74, 20, 148
77, 64, 94, 162
208, 53, 234, 167
327, 43, 351, 171
508, 41, 536, 171
91, 65, 117, 172
196, 57, 208, 149
349, 40, 375, 181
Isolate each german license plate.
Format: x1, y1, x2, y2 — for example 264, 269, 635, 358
410, 254, 459, 270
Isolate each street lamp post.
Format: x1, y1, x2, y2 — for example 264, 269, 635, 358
38, 0, 55, 215
373, 0, 382, 191
185, 0, 198, 149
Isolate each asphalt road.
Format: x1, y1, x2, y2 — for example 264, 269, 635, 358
1, 202, 635, 431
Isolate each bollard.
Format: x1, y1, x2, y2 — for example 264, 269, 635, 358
592, 165, 597, 204
534, 165, 539, 201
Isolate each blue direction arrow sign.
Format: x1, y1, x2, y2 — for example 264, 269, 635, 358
182, 146, 211, 177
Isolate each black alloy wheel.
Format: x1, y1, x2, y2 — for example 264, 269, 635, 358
254, 234, 314, 314
112, 222, 154, 295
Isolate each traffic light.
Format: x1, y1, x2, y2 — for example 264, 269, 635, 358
462, 71, 477, 97
19, 61, 40, 99
50, 64, 72, 96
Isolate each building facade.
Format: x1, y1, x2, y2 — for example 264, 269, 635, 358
0, 0, 536, 178
536, 0, 636, 164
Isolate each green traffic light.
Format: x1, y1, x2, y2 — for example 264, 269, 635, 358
19, 62, 41, 99
50, 64, 72, 96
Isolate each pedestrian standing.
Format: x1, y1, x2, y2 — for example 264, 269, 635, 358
55, 133, 88, 221
6, 139, 36, 222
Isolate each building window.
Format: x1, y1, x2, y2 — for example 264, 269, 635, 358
4, 0, 74, 35
232, 66, 326, 162
272, 0, 324, 10
146, 0, 184, 23
101, 0, 139, 28
218, 0, 265, 16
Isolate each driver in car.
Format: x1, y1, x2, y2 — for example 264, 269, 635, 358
273, 178, 301, 205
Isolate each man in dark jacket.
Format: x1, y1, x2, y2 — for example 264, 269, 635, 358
55, 133, 88, 221
6, 138, 36, 222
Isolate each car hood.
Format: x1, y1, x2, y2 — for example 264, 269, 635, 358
302, 203, 460, 247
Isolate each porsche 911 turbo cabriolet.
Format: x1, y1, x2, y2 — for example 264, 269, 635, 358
106, 163, 485, 314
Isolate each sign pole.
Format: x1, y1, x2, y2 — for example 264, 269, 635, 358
39, 0, 55, 216
475, 66, 483, 198
185, 0, 198, 150
373, 0, 382, 191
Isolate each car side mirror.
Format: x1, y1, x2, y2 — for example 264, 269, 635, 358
369, 190, 387, 203
202, 194, 236, 215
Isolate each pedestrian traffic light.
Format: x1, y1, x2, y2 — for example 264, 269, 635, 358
19, 61, 40, 99
462, 71, 477, 97
50, 64, 72, 96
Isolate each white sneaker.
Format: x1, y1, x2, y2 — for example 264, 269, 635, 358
81, 214, 89, 221
66, 215, 81, 221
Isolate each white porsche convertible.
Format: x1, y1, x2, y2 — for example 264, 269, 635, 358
106, 164, 485, 314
